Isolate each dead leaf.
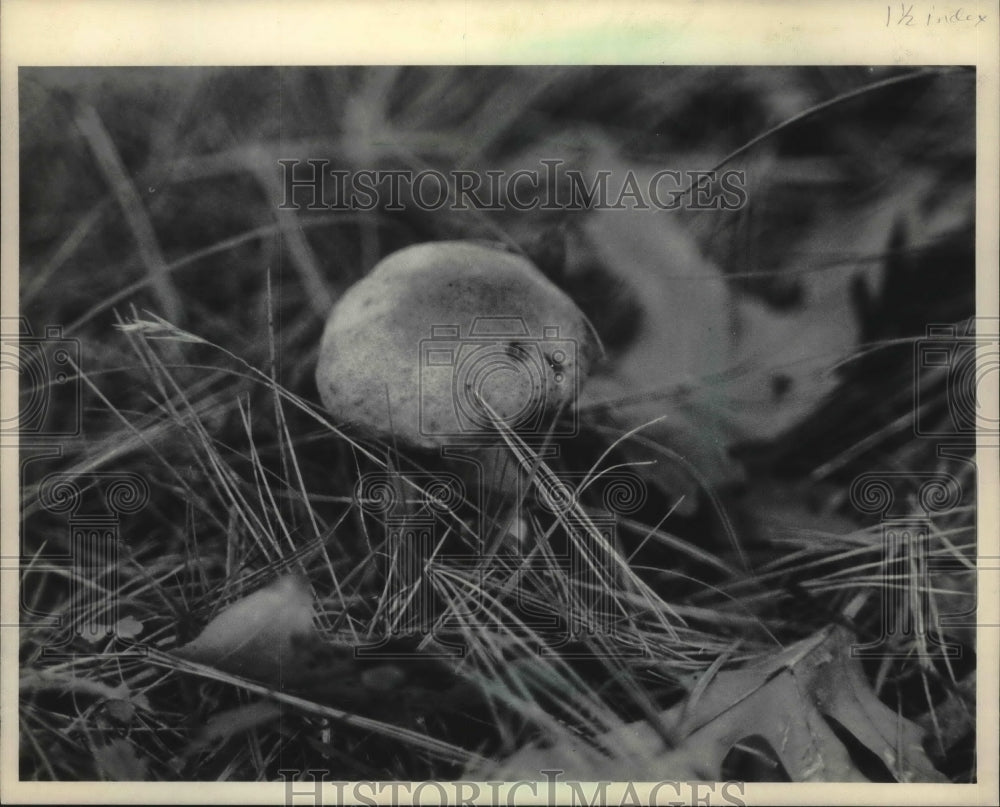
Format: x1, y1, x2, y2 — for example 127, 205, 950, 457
186, 700, 285, 755
76, 615, 144, 645
172, 580, 484, 720
116, 615, 144, 639
576, 143, 863, 496
103, 698, 137, 725
918, 670, 975, 763
93, 739, 149, 781
472, 626, 945, 782
174, 575, 318, 685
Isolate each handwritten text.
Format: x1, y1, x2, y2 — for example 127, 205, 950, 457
887, 4, 988, 26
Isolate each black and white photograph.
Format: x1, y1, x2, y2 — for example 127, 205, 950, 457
2, 3, 998, 805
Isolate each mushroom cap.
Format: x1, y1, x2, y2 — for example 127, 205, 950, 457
316, 241, 598, 449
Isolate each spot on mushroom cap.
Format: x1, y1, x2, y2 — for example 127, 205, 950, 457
316, 241, 598, 449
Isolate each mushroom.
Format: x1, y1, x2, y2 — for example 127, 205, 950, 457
316, 240, 599, 495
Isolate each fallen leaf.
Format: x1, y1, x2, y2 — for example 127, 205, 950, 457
75, 615, 144, 644
918, 670, 975, 763
186, 700, 285, 755
172, 580, 485, 719
116, 615, 144, 639
93, 739, 149, 781
576, 143, 864, 495
471, 626, 945, 782
174, 575, 318, 685
103, 698, 137, 725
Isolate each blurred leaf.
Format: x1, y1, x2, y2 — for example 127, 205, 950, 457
475, 626, 945, 782
103, 698, 137, 725
93, 739, 149, 781
115, 615, 144, 639
187, 700, 285, 755
581, 144, 855, 431
174, 575, 318, 685
918, 671, 975, 763
573, 141, 913, 506
173, 578, 484, 720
